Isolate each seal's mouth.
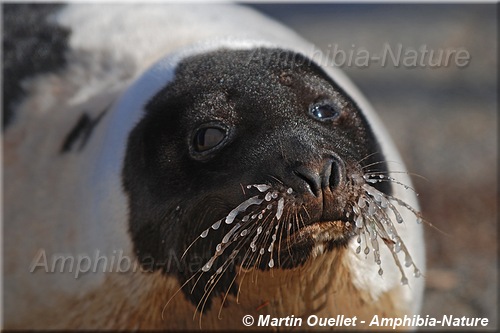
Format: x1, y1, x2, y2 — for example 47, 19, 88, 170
285, 219, 352, 246
185, 171, 423, 283
284, 220, 354, 248
175, 172, 425, 313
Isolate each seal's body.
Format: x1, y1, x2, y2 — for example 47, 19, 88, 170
4, 4, 425, 329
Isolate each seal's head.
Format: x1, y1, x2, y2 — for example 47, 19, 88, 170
123, 47, 420, 308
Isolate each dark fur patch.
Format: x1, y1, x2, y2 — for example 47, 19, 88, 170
2, 4, 70, 128
60, 110, 106, 153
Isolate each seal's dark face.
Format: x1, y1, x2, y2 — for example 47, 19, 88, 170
123, 48, 392, 307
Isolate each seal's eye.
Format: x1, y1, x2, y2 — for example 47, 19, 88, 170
193, 127, 227, 152
310, 103, 340, 122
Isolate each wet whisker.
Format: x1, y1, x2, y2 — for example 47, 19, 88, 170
350, 173, 423, 284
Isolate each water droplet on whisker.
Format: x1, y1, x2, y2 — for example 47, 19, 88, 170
404, 254, 413, 267
276, 197, 285, 220
252, 184, 271, 192
355, 215, 364, 228
368, 201, 376, 216
225, 196, 263, 224
211, 220, 221, 230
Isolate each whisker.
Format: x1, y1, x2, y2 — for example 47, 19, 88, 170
181, 235, 202, 260
217, 271, 239, 320
239, 183, 247, 196
276, 210, 288, 267
363, 173, 418, 194
301, 203, 311, 220
183, 185, 291, 323
365, 169, 429, 182
173, 170, 426, 327
356, 151, 380, 166
361, 159, 404, 172
162, 270, 201, 321
268, 175, 284, 185
360, 159, 390, 171
350, 173, 424, 283
196, 249, 240, 320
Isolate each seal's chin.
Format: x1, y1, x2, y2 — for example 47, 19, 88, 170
287, 220, 352, 245
282, 219, 354, 259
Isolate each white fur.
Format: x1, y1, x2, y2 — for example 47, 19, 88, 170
4, 4, 425, 328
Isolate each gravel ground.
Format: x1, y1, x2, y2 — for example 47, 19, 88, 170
251, 3, 498, 330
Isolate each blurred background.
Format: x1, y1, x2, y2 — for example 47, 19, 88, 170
250, 3, 497, 329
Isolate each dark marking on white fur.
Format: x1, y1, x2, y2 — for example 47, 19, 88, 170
60, 110, 107, 153
2, 4, 69, 128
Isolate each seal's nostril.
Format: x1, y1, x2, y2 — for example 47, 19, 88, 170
326, 159, 342, 190
293, 168, 321, 197
292, 158, 344, 197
